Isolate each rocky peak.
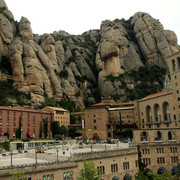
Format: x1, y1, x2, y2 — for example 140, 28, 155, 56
0, 4, 179, 107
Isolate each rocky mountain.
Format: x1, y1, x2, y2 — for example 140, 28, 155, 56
0, 0, 179, 107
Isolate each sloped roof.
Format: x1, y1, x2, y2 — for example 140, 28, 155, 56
0, 106, 50, 113
140, 89, 172, 101
111, 102, 134, 107
45, 106, 68, 112
91, 102, 111, 107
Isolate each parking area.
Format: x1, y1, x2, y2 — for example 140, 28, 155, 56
0, 141, 130, 167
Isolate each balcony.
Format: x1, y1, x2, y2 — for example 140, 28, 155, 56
146, 116, 153, 125
146, 121, 153, 125
163, 114, 171, 124
141, 138, 149, 144
154, 116, 161, 124
168, 139, 176, 143
154, 137, 162, 143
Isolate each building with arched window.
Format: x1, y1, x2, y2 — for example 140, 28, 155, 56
132, 51, 180, 174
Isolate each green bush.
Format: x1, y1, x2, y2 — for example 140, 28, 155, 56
0, 141, 10, 151
54, 134, 63, 140
59, 70, 68, 78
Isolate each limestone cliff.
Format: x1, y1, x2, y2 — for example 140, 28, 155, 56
0, 0, 179, 106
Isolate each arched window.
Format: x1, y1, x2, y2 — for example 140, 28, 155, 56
178, 57, 180, 70
157, 131, 161, 140
172, 59, 176, 72
146, 105, 152, 123
168, 131, 172, 140
141, 131, 148, 141
108, 132, 111, 137
154, 104, 160, 122
162, 102, 170, 122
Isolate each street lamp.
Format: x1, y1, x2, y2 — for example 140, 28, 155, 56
91, 141, 93, 152
35, 147, 37, 165
10, 149, 13, 167
56, 148, 59, 162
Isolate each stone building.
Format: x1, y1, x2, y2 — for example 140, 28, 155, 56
131, 51, 180, 174
85, 101, 136, 140
43, 106, 70, 127
0, 106, 52, 139
0, 148, 138, 180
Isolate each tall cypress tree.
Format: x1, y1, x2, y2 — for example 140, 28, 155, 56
137, 145, 146, 172
42, 118, 48, 138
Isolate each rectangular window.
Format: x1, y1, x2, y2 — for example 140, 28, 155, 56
111, 164, 118, 173
170, 147, 177, 153
143, 158, 151, 165
97, 166, 105, 175
157, 157, 165, 164
94, 119, 96, 123
123, 162, 129, 170
156, 148, 164, 154
142, 149, 150, 154
94, 126, 97, 130
171, 156, 178, 163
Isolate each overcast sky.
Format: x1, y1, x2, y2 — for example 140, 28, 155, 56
5, 0, 180, 44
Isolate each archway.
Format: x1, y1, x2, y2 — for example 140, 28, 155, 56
157, 167, 166, 174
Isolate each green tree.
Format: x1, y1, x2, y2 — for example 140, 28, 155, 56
137, 145, 146, 172
52, 121, 61, 136
0, 141, 10, 151
42, 118, 48, 138
39, 122, 42, 138
68, 127, 77, 138
12, 170, 27, 180
77, 160, 101, 180
16, 116, 22, 139
59, 125, 68, 137
135, 170, 175, 180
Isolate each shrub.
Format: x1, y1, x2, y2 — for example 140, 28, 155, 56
59, 70, 68, 78
54, 134, 62, 140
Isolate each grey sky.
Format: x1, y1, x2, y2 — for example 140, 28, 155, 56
5, 0, 180, 44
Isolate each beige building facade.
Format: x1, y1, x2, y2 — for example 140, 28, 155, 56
85, 101, 136, 140
43, 106, 70, 127
0, 148, 138, 180
132, 51, 180, 174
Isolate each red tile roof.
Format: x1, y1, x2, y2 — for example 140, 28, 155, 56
71, 112, 85, 115
0, 106, 50, 114
91, 102, 111, 107
141, 89, 172, 100
111, 102, 134, 106
91, 101, 133, 107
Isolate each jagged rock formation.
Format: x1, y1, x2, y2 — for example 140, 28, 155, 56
0, 0, 179, 106
96, 13, 179, 98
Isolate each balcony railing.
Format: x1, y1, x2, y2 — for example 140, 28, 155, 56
154, 137, 162, 142
154, 115, 161, 124
141, 138, 149, 143
146, 116, 153, 125
163, 114, 171, 124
